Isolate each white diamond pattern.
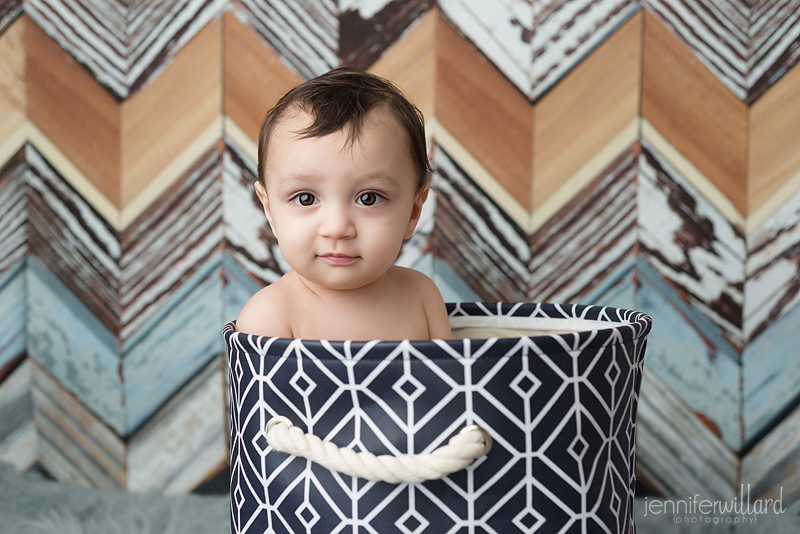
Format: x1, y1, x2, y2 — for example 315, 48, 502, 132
396, 508, 429, 534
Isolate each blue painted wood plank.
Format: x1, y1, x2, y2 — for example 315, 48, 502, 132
0, 261, 26, 373
26, 256, 125, 434
743, 299, 800, 445
123, 264, 223, 434
638, 262, 742, 450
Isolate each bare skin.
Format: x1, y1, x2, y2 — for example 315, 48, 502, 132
235, 107, 452, 341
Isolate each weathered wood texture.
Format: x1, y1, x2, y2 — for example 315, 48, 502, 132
431, 147, 530, 303
532, 0, 640, 101
529, 147, 639, 305
636, 370, 737, 500
642, 11, 748, 215
231, 0, 338, 79
639, 140, 746, 351
0, 359, 35, 471
644, 0, 800, 104
341, 0, 434, 70
223, 11, 301, 142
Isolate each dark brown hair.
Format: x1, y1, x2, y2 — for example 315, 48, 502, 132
257, 67, 431, 191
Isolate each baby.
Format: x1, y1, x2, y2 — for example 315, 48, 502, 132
236, 67, 452, 341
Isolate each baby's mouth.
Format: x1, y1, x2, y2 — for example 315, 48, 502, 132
319, 253, 359, 266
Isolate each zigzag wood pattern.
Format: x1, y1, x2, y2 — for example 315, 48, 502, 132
431, 146, 530, 303
0, 359, 34, 471
222, 143, 284, 286
0, 150, 27, 285
340, 0, 433, 70
528, 147, 639, 304
25, 0, 228, 97
532, 0, 640, 100
645, 0, 800, 102
0, 0, 21, 33
745, 183, 800, 342
233, 0, 338, 80
638, 139, 746, 350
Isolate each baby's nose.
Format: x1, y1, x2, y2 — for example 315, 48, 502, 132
319, 205, 356, 239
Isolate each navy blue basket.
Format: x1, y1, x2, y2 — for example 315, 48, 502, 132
225, 302, 651, 534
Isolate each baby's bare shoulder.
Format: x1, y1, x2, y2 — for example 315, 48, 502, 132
235, 278, 294, 337
389, 265, 435, 289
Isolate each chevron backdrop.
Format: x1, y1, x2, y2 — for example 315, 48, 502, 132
0, 0, 799, 509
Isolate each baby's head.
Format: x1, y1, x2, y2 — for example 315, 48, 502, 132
254, 68, 432, 292
257, 67, 431, 193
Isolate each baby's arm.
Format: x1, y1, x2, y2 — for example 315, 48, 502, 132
415, 273, 452, 340
235, 284, 293, 338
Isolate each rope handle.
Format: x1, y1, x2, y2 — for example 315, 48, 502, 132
265, 416, 493, 484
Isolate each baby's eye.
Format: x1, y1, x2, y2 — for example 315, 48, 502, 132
292, 193, 317, 206
357, 192, 385, 206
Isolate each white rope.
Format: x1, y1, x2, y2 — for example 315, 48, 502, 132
265, 416, 492, 484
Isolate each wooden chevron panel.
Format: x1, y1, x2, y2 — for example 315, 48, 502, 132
642, 10, 747, 215
0, 150, 27, 279
26, 15, 120, 207
644, 0, 800, 104
26, 146, 120, 335
742, 397, 800, 514
0, 15, 25, 146
341, 0, 433, 70
436, 13, 532, 210
746, 184, 800, 343
369, 7, 436, 121
0, 263, 26, 376
27, 253, 125, 434
532, 12, 641, 210
232, 0, 338, 79
0, 0, 21, 34
128, 356, 227, 493
639, 261, 742, 450
532, 0, 640, 101
121, 17, 221, 208
743, 301, 800, 446
0, 358, 35, 471
119, 146, 223, 345
223, 11, 301, 143
438, 0, 532, 96
32, 360, 126, 489
23, 0, 226, 98
431, 146, 530, 302
636, 370, 737, 499
529, 147, 639, 304
639, 140, 746, 350
223, 143, 284, 286
749, 60, 800, 214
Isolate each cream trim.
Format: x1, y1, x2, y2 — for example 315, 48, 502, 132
428, 118, 530, 231
641, 119, 744, 231
223, 116, 258, 163
120, 117, 223, 229
529, 118, 639, 235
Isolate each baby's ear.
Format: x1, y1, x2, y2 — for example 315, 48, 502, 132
404, 184, 430, 239
254, 181, 277, 235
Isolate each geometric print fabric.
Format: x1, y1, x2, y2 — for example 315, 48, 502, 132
225, 303, 651, 534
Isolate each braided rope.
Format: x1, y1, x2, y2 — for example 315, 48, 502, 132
266, 417, 492, 484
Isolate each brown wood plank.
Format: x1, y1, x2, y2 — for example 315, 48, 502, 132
223, 12, 301, 143
121, 17, 221, 207
436, 13, 532, 211
532, 12, 641, 211
0, 15, 25, 145
642, 11, 747, 215
749, 61, 800, 214
370, 8, 436, 122
25, 14, 120, 207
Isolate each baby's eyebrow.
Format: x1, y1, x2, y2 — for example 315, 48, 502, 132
360, 173, 400, 188
277, 173, 317, 188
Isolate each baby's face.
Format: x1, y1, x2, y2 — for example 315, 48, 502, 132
256, 107, 427, 292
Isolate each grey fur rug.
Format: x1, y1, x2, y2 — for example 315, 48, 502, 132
3, 461, 800, 533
